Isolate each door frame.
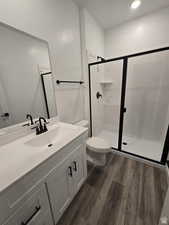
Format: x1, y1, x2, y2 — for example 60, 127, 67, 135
88, 46, 169, 165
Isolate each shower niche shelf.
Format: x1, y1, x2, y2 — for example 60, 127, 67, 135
99, 81, 114, 85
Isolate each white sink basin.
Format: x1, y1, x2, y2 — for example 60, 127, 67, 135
25, 125, 64, 148
0, 121, 87, 193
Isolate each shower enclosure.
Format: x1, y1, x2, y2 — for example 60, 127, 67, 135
88, 46, 169, 164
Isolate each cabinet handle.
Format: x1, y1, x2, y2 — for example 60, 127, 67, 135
21, 205, 41, 225
68, 166, 73, 177
73, 161, 77, 172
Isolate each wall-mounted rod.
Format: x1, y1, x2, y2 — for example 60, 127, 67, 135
41, 72, 52, 76
56, 80, 84, 85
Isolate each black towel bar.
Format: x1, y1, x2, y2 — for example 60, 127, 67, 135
56, 80, 84, 84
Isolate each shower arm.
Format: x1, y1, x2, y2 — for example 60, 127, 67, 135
97, 56, 106, 62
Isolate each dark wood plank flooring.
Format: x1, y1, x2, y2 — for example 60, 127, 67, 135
58, 154, 168, 225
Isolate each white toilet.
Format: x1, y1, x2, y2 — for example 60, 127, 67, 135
75, 120, 112, 166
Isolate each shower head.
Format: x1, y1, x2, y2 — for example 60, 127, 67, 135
97, 56, 106, 62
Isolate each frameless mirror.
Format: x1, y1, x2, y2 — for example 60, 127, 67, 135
0, 23, 57, 129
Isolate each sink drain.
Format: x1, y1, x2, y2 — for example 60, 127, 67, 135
48, 144, 53, 147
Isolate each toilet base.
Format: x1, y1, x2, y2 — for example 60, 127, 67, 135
87, 149, 107, 166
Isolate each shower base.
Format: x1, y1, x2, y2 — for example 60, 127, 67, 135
98, 130, 163, 162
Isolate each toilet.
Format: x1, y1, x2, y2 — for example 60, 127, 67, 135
75, 120, 112, 166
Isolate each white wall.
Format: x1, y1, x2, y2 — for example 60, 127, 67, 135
105, 7, 169, 58
82, 8, 104, 57
79, 8, 105, 135
0, 0, 83, 123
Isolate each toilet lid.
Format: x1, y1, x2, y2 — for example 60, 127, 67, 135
86, 137, 111, 153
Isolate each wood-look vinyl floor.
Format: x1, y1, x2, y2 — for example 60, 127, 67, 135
58, 154, 168, 225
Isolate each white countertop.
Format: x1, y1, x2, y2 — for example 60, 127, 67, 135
0, 122, 87, 194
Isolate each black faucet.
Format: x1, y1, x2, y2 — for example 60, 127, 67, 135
26, 114, 34, 125
36, 117, 48, 135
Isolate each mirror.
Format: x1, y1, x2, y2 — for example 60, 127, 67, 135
0, 23, 57, 129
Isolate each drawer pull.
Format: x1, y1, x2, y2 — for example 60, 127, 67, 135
68, 166, 73, 177
73, 161, 77, 172
21, 205, 41, 225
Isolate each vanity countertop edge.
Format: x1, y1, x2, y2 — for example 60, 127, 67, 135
0, 122, 88, 194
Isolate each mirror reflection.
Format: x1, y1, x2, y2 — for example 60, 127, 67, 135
0, 23, 57, 129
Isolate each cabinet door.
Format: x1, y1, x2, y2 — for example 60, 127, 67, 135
46, 157, 74, 224
71, 145, 86, 192
34, 210, 54, 225
3, 210, 53, 225
2, 185, 53, 225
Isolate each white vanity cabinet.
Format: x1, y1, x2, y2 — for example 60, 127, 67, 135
46, 156, 74, 223
0, 129, 87, 225
46, 144, 87, 224
71, 144, 86, 192
2, 184, 53, 225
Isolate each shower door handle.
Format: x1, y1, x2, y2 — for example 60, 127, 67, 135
123, 107, 127, 113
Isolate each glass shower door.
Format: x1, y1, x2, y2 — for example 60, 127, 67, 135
122, 51, 169, 161
90, 60, 123, 149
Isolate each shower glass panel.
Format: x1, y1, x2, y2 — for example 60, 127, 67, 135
90, 61, 123, 149
122, 51, 169, 161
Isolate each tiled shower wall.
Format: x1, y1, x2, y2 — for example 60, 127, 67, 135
102, 61, 123, 133
90, 64, 104, 136
123, 52, 169, 143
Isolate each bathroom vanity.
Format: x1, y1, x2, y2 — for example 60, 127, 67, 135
0, 122, 88, 225
0, 21, 88, 225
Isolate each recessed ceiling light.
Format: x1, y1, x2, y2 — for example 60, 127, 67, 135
131, 0, 141, 9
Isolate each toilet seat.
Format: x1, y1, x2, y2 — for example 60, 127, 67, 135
86, 137, 111, 153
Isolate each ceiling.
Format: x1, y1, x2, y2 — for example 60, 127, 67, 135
73, 0, 169, 29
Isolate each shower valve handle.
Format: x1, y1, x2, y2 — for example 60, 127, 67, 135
96, 91, 102, 99
123, 107, 127, 113
1, 113, 10, 118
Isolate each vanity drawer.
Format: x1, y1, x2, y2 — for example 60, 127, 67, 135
2, 184, 53, 225
3, 210, 53, 225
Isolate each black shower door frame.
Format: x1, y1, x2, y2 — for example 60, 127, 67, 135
88, 46, 169, 165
